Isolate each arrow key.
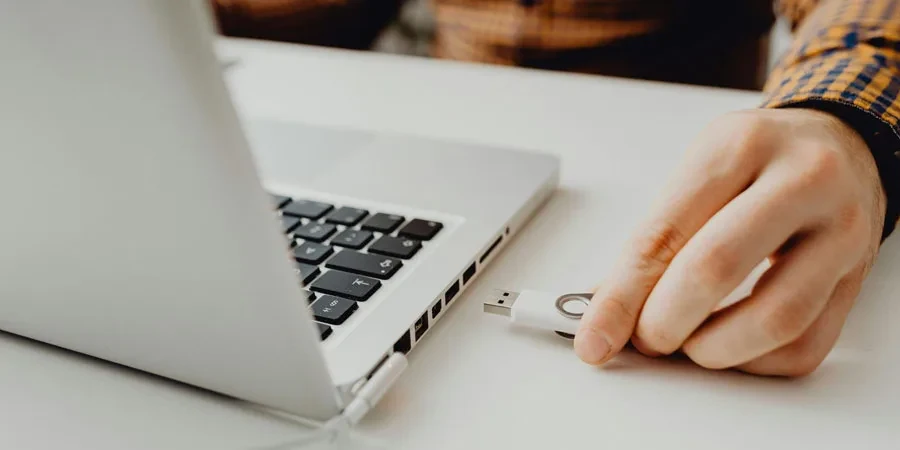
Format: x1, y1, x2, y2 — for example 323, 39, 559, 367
311, 295, 358, 325
293, 242, 333, 265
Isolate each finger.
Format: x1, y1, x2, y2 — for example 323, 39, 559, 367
574, 116, 773, 365
736, 266, 863, 376
681, 228, 861, 370
633, 163, 831, 356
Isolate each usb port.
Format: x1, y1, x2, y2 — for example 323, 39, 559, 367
414, 311, 429, 340
431, 300, 442, 319
393, 330, 412, 354
462, 262, 476, 285
444, 280, 460, 305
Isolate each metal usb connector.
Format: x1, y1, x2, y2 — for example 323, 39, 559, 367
483, 289, 520, 317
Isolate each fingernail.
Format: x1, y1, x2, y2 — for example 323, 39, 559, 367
574, 329, 612, 365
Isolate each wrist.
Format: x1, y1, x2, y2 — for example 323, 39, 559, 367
762, 100, 900, 241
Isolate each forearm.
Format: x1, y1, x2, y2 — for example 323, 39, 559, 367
762, 0, 900, 240
211, 0, 407, 49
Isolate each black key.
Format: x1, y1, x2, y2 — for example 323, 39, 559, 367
280, 215, 302, 234
317, 323, 333, 340
332, 229, 373, 249
361, 213, 405, 233
282, 200, 333, 220
310, 270, 380, 301
368, 236, 421, 259
310, 295, 359, 325
325, 207, 368, 226
292, 222, 337, 242
293, 242, 333, 265
326, 250, 402, 280
301, 289, 317, 304
271, 195, 291, 209
293, 262, 320, 286
398, 219, 443, 240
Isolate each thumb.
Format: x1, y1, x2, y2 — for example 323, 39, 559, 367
574, 224, 685, 364
574, 277, 645, 365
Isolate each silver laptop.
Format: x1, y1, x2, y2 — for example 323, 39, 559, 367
0, 0, 558, 423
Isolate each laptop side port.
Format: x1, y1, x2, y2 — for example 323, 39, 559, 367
414, 311, 429, 341
462, 261, 476, 285
393, 330, 412, 354
444, 280, 460, 305
479, 235, 503, 263
431, 299, 442, 319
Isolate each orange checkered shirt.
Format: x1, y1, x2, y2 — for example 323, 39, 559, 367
212, 0, 900, 238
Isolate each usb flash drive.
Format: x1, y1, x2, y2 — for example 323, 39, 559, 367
484, 262, 772, 338
483, 289, 592, 337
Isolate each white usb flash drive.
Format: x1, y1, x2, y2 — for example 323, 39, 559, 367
484, 262, 772, 338
483, 289, 592, 337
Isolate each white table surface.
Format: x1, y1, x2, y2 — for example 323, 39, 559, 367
2, 37, 898, 449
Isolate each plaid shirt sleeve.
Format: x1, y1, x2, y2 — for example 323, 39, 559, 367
210, 0, 404, 49
762, 0, 900, 240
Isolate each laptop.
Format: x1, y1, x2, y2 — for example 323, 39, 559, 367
0, 0, 558, 423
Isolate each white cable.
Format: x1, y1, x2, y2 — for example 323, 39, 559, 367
251, 353, 407, 450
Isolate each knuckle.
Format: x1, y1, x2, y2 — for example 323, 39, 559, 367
636, 320, 682, 354
758, 297, 818, 345
682, 332, 733, 370
632, 220, 685, 273
685, 348, 730, 371
693, 244, 742, 289
834, 202, 868, 238
836, 201, 863, 229
714, 112, 770, 152
776, 340, 826, 377
583, 291, 640, 343
600, 294, 637, 324
588, 293, 639, 340
791, 147, 844, 191
630, 335, 661, 357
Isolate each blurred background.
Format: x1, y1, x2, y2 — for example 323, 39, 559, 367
212, 0, 794, 91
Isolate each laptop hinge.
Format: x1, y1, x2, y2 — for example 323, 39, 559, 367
336, 352, 408, 426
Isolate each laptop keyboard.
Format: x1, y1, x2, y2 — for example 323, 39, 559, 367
270, 194, 442, 341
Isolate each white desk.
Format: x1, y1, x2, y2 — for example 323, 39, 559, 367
2, 38, 898, 449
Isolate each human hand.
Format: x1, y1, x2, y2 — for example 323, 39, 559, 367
574, 108, 886, 376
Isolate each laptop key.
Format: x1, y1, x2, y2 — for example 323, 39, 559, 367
368, 236, 421, 259
293, 242, 333, 265
282, 200, 333, 220
325, 207, 368, 226
361, 213, 405, 233
293, 222, 337, 242
326, 250, 402, 280
398, 219, 443, 240
332, 229, 373, 249
280, 215, 302, 234
317, 323, 333, 340
301, 289, 317, 303
311, 295, 358, 325
293, 262, 320, 286
271, 195, 291, 209
310, 270, 380, 301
